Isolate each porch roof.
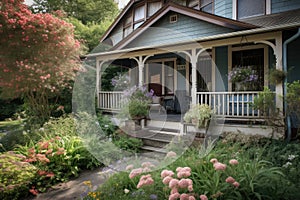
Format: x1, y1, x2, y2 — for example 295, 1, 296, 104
87, 21, 300, 60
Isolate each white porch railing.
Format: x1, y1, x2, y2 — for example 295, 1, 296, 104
196, 91, 265, 119
98, 91, 123, 112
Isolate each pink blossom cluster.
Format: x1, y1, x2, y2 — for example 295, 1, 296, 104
137, 174, 154, 188
166, 151, 177, 158
128, 161, 156, 179
210, 158, 227, 171
161, 167, 199, 200
210, 158, 240, 189
225, 176, 240, 188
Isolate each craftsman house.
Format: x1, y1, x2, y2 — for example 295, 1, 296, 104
88, 0, 300, 138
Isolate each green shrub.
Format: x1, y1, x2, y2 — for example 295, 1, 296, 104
113, 132, 143, 153
0, 151, 36, 200
97, 112, 117, 137
14, 115, 101, 193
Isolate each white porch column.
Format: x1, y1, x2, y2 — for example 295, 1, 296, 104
131, 55, 153, 87
275, 35, 283, 111
191, 49, 198, 105
96, 60, 106, 108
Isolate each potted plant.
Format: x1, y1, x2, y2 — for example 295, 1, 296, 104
269, 68, 287, 85
228, 66, 259, 91
119, 86, 154, 130
183, 104, 213, 129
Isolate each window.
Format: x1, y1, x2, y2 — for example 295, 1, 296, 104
170, 15, 178, 23
200, 0, 213, 13
123, 15, 133, 37
237, 0, 265, 19
188, 0, 213, 13
147, 1, 162, 17
134, 5, 145, 29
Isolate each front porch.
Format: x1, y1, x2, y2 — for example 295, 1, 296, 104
92, 30, 285, 138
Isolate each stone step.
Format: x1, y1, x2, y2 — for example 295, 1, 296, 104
140, 145, 168, 154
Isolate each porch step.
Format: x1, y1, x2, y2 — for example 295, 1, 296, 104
140, 145, 168, 154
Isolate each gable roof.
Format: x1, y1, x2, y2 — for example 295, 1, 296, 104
102, 2, 257, 50
114, 2, 257, 50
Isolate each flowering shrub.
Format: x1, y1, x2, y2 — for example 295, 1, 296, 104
0, 0, 81, 124
0, 151, 36, 200
111, 74, 130, 91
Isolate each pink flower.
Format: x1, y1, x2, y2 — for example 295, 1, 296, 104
225, 176, 235, 184
137, 174, 154, 188
169, 178, 179, 189
189, 196, 196, 200
229, 159, 239, 165
126, 164, 134, 171
169, 193, 180, 200
213, 162, 227, 171
129, 168, 143, 179
163, 176, 173, 185
187, 184, 193, 192
177, 167, 191, 178
170, 188, 178, 194
210, 158, 218, 164
180, 193, 189, 200
141, 162, 155, 168
232, 181, 240, 188
178, 179, 189, 188
161, 170, 175, 178
200, 194, 208, 200
166, 151, 177, 158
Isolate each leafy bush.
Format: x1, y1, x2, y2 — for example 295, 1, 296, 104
97, 112, 117, 137
14, 116, 101, 193
184, 104, 213, 128
112, 133, 143, 153
0, 151, 36, 200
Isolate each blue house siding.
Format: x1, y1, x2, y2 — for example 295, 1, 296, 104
125, 12, 233, 48
214, 0, 232, 19
272, 0, 300, 14
287, 37, 300, 83
215, 46, 228, 91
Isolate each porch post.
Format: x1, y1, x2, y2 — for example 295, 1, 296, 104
131, 55, 153, 87
275, 34, 283, 112
96, 60, 106, 108
191, 49, 198, 105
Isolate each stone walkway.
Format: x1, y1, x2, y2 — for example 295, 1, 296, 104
30, 167, 115, 200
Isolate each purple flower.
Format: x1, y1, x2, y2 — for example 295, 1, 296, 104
150, 194, 158, 200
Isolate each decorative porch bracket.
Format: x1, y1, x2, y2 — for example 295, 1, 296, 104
131, 55, 153, 87
179, 47, 211, 105
255, 36, 283, 112
96, 60, 108, 108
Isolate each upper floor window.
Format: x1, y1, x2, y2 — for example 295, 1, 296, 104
134, 5, 145, 29
188, 0, 214, 14
147, 1, 162, 17
237, 0, 265, 19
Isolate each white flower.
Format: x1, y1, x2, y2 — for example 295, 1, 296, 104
104, 124, 109, 128
124, 189, 130, 194
288, 154, 298, 161
283, 162, 292, 168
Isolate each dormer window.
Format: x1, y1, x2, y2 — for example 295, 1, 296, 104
188, 0, 213, 13
237, 0, 266, 19
134, 5, 145, 29
147, 1, 162, 17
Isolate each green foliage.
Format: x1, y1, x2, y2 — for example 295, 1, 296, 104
0, 151, 36, 200
269, 69, 287, 85
14, 116, 101, 193
252, 87, 277, 116
286, 80, 300, 120
112, 133, 143, 153
31, 0, 118, 24
97, 112, 117, 137
128, 99, 149, 119
67, 17, 112, 52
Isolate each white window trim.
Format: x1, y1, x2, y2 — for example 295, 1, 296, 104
232, 0, 271, 20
